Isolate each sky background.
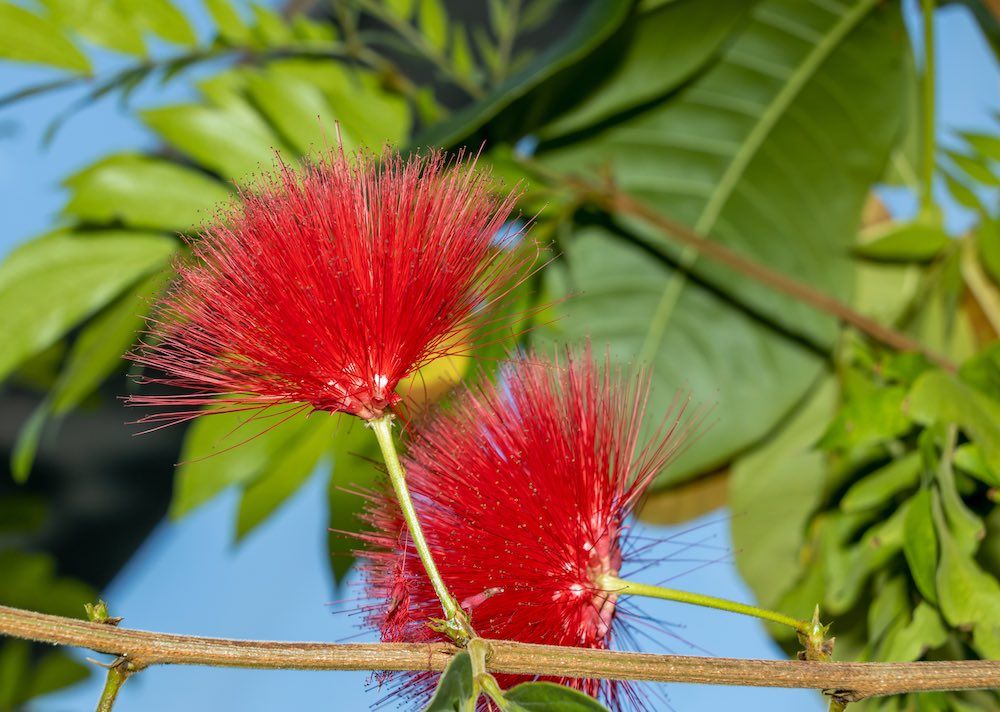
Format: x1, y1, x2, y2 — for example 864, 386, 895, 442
1, 1, 998, 711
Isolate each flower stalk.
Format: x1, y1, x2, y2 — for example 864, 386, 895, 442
598, 575, 809, 635
368, 414, 474, 643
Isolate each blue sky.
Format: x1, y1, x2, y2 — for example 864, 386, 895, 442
1, 2, 998, 711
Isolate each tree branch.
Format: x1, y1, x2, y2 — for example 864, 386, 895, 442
3, 605, 998, 703
532, 163, 959, 373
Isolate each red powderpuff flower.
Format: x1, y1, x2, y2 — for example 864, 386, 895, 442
128, 148, 531, 425
356, 349, 699, 709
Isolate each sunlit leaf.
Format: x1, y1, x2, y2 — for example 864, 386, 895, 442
0, 2, 91, 72
423, 651, 476, 712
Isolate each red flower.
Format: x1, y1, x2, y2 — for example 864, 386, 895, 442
356, 349, 697, 708
129, 148, 529, 425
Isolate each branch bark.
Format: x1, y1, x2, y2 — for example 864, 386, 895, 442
3, 605, 998, 703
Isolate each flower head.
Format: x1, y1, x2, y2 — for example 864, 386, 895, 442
129, 148, 529, 425
357, 349, 697, 708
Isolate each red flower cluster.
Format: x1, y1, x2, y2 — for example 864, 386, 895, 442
357, 350, 696, 708
129, 149, 529, 425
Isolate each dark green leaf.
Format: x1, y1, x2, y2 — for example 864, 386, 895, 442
731, 380, 835, 606
0, 2, 91, 72
0, 640, 31, 709
540, 0, 752, 139
504, 681, 610, 711
51, 270, 169, 415
979, 218, 1000, 286
416, 0, 630, 147
11, 402, 48, 484
842, 452, 922, 512
540, 0, 907, 481
172, 408, 331, 519
0, 231, 177, 383
327, 417, 381, 584
0, 494, 47, 534
22, 651, 90, 701
64, 154, 230, 231
904, 488, 939, 604
423, 651, 476, 712
854, 221, 952, 262
235, 414, 336, 540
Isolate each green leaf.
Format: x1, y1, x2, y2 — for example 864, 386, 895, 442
423, 651, 476, 712
235, 414, 335, 540
11, 402, 48, 484
128, 0, 197, 46
867, 575, 908, 645
959, 341, 1000, 402
245, 69, 336, 155
908, 370, 1000, 475
51, 269, 170, 415
730, 379, 836, 606
0, 231, 177, 383
451, 25, 475, 77
22, 651, 90, 701
824, 503, 908, 614
979, 219, 1000, 286
503, 682, 610, 711
418, 0, 448, 53
250, 4, 294, 44
172, 408, 331, 519
854, 221, 952, 262
842, 452, 922, 513
206, 0, 254, 45
142, 101, 291, 183
540, 0, 752, 139
64, 154, 231, 231
265, 60, 411, 149
327, 417, 381, 584
819, 385, 912, 452
416, 0, 631, 147
903, 488, 939, 604
877, 602, 948, 662
539, 0, 907, 481
42, 0, 146, 57
0, 494, 46, 534
961, 131, 1000, 163
945, 149, 1000, 187
0, 2, 90, 72
385, 0, 416, 21
953, 443, 999, 487
935, 504, 1000, 632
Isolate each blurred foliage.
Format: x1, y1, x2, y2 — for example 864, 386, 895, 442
1, 0, 1000, 709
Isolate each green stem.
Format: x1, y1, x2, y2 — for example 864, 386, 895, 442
95, 659, 132, 712
600, 575, 808, 634
368, 415, 473, 642
919, 0, 936, 209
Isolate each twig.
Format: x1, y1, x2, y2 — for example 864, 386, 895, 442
548, 169, 958, 372
2, 605, 998, 702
